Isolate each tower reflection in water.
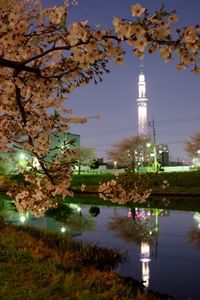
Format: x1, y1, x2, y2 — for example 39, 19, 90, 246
127, 207, 169, 288
140, 241, 151, 288
187, 212, 200, 251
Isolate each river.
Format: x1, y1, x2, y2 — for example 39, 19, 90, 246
1, 198, 200, 300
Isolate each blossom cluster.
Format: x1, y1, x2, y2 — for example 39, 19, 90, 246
7, 162, 73, 217
113, 3, 200, 72
98, 174, 152, 205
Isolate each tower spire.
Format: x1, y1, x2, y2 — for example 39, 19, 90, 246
136, 63, 148, 137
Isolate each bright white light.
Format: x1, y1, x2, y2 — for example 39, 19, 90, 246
141, 242, 150, 255
32, 157, 40, 168
194, 212, 200, 224
140, 257, 151, 263
69, 203, 82, 212
138, 105, 147, 117
19, 153, 25, 160
20, 215, 26, 223
138, 106, 148, 136
146, 143, 151, 148
139, 74, 145, 82
61, 227, 66, 233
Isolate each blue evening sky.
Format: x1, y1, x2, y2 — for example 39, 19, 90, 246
42, 0, 200, 162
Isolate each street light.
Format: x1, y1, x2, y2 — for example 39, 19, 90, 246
146, 143, 151, 148
19, 152, 25, 160
19, 215, 26, 223
61, 227, 66, 233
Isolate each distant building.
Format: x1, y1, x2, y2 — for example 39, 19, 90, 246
156, 144, 169, 166
97, 157, 104, 165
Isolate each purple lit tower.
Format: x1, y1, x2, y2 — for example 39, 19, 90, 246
136, 64, 148, 137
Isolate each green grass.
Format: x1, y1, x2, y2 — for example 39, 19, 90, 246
71, 171, 200, 189
159, 171, 200, 188
71, 173, 115, 187
71, 172, 200, 199
0, 218, 171, 300
69, 172, 200, 212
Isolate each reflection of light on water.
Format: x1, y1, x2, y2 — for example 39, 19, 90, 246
140, 242, 151, 263
69, 204, 82, 213
136, 208, 148, 219
194, 212, 200, 229
127, 208, 132, 218
140, 242, 151, 288
142, 262, 150, 288
126, 208, 165, 287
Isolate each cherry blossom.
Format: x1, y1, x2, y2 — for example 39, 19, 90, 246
131, 3, 146, 17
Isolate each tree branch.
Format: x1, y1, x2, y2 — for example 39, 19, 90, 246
0, 57, 41, 75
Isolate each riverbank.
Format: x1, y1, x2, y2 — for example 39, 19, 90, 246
0, 217, 173, 300
71, 172, 200, 197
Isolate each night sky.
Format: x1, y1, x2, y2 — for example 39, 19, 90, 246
42, 0, 200, 162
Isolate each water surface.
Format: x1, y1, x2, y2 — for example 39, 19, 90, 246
1, 199, 200, 300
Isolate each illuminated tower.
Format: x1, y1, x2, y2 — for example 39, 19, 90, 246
137, 64, 148, 137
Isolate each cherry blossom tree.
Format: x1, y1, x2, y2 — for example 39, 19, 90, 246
185, 132, 200, 158
0, 0, 199, 215
107, 135, 152, 171
72, 146, 96, 174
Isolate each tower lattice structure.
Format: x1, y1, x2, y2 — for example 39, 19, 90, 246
137, 64, 148, 137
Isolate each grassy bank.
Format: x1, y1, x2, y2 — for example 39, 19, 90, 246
0, 218, 173, 300
71, 171, 200, 195
69, 172, 200, 212
1, 171, 200, 195
71, 171, 200, 188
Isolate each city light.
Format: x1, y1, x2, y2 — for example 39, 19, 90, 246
19, 152, 25, 160
32, 157, 40, 169
19, 215, 26, 223
61, 227, 66, 233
